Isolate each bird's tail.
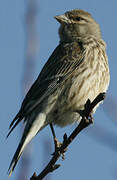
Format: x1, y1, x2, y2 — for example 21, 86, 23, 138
8, 113, 46, 176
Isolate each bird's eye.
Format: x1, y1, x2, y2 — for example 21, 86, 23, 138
75, 17, 82, 21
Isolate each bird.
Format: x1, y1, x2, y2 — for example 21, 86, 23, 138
7, 9, 110, 175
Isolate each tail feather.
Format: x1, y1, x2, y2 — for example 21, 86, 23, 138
8, 113, 46, 176
7, 118, 22, 138
9, 110, 24, 129
9, 113, 20, 129
8, 139, 24, 176
7, 112, 24, 138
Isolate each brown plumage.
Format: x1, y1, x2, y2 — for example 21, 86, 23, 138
7, 9, 110, 175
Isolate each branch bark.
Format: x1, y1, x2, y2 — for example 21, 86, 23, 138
30, 92, 106, 180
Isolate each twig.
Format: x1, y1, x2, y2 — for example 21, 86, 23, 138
30, 92, 106, 180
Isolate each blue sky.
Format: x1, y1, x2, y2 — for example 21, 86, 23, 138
1, 0, 117, 180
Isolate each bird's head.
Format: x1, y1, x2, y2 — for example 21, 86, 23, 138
55, 9, 101, 42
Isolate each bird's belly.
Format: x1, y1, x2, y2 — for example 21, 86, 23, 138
51, 88, 97, 127
53, 110, 81, 127
51, 73, 108, 127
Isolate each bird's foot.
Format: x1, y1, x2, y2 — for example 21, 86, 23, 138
83, 111, 94, 125
54, 137, 62, 150
52, 134, 68, 160
61, 133, 68, 160
52, 137, 62, 156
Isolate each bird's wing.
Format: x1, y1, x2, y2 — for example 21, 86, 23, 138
7, 41, 85, 137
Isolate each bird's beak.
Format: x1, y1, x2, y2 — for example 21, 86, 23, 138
54, 15, 68, 24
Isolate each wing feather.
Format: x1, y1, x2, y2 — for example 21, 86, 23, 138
8, 41, 85, 136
